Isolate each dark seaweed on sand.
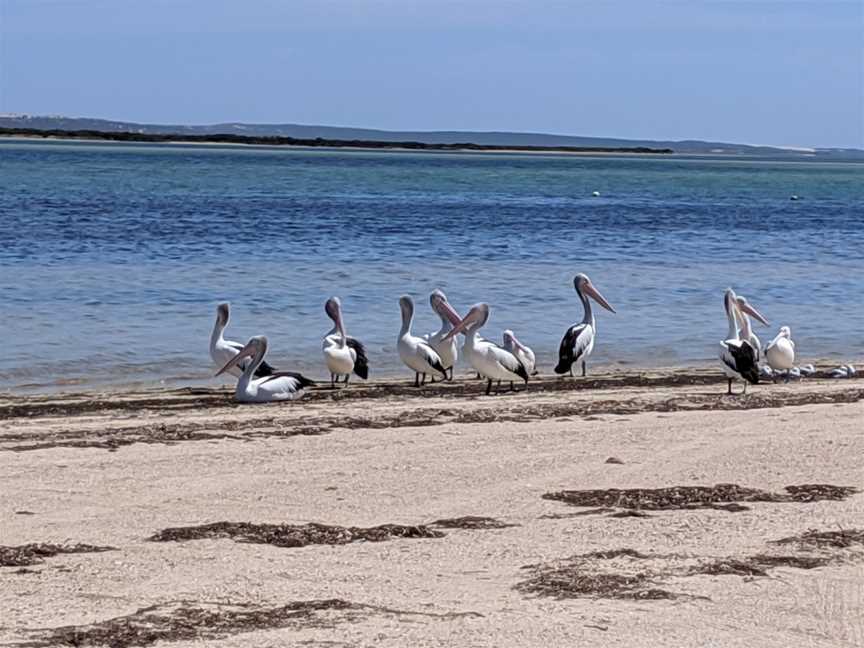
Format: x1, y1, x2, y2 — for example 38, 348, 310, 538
431, 516, 518, 529
542, 483, 858, 511
688, 554, 831, 577
772, 528, 864, 549
148, 521, 443, 547
0, 543, 114, 567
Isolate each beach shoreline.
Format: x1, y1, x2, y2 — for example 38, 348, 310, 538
2, 371, 863, 646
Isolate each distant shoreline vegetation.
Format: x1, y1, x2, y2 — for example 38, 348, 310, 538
0, 127, 674, 154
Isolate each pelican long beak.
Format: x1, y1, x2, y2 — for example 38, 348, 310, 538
436, 298, 463, 328
215, 339, 257, 376
443, 308, 479, 341
584, 281, 616, 313
738, 301, 769, 326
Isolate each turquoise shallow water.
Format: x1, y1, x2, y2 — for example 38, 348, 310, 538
1, 139, 862, 392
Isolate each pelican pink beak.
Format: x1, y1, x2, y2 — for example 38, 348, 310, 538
215, 338, 258, 376
503, 329, 528, 353
583, 279, 616, 313
443, 304, 483, 341
737, 299, 769, 326
433, 295, 462, 328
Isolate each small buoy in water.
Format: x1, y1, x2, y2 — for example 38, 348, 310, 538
592, 191, 601, 197
790, 195, 800, 201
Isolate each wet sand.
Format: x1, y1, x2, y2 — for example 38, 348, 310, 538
1, 369, 863, 647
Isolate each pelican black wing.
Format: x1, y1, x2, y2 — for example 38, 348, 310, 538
346, 337, 369, 379
728, 342, 760, 385
260, 371, 315, 388
554, 323, 588, 374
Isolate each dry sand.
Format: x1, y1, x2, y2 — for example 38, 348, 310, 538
1, 369, 862, 647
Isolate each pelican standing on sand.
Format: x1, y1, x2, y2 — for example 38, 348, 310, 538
765, 326, 795, 379
425, 289, 461, 381
719, 288, 767, 394
322, 297, 369, 388
554, 273, 616, 377
210, 302, 275, 378
445, 303, 529, 395
216, 335, 314, 402
397, 295, 447, 387
735, 295, 766, 362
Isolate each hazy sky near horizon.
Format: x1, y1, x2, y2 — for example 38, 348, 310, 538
1, 0, 861, 148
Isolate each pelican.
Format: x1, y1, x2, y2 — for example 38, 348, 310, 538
719, 288, 767, 394
765, 326, 795, 379
210, 302, 274, 379
735, 295, 766, 362
397, 295, 447, 386
215, 335, 314, 402
322, 297, 369, 388
554, 273, 616, 377
425, 289, 461, 381
502, 329, 536, 376
445, 303, 529, 395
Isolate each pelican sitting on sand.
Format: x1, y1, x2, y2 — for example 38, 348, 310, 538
765, 326, 795, 379
503, 329, 536, 376
322, 296, 369, 388
397, 295, 447, 387
554, 273, 616, 377
216, 335, 314, 402
719, 288, 768, 394
445, 303, 529, 395
210, 302, 275, 379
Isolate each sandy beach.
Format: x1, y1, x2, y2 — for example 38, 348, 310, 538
1, 369, 863, 647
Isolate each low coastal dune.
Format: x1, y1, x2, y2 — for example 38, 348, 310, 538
2, 371, 863, 647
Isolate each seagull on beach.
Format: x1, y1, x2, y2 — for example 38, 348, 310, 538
210, 302, 275, 379
397, 295, 448, 387
215, 335, 314, 402
445, 303, 529, 395
554, 273, 616, 378
322, 296, 369, 388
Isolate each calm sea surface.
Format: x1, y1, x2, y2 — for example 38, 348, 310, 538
1, 139, 862, 392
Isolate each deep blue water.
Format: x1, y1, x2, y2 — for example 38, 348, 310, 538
1, 139, 862, 392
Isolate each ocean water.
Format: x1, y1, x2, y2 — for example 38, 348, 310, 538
1, 139, 862, 392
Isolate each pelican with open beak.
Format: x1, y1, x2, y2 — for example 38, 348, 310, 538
554, 273, 616, 377
719, 288, 767, 394
397, 295, 448, 387
322, 297, 369, 388
425, 289, 462, 381
215, 335, 314, 402
444, 303, 529, 395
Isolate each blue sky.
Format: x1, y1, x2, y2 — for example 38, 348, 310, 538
0, 0, 861, 148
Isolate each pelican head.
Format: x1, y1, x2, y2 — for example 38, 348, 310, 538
444, 302, 489, 340
574, 273, 616, 313
215, 335, 266, 376
502, 329, 528, 353
325, 296, 342, 322
735, 295, 769, 326
399, 294, 415, 325
778, 325, 792, 338
216, 302, 230, 327
430, 289, 462, 327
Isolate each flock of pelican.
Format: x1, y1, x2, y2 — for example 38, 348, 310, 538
209, 273, 826, 404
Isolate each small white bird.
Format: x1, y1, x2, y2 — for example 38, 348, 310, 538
397, 295, 447, 387
210, 302, 275, 379
765, 326, 795, 377
786, 367, 802, 381
215, 335, 314, 403
845, 364, 857, 376
829, 366, 850, 379
322, 297, 369, 389
799, 364, 816, 377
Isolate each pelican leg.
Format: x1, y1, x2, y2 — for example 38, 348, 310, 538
569, 367, 574, 377
344, 374, 350, 385
448, 368, 454, 381
582, 361, 587, 377
330, 373, 336, 389
743, 381, 748, 395
485, 379, 492, 395
414, 373, 420, 388
727, 379, 733, 395
510, 381, 514, 392
496, 379, 502, 395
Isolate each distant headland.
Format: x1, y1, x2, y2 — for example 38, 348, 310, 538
1, 114, 862, 159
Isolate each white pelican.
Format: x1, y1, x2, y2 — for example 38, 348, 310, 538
425, 289, 461, 381
765, 326, 795, 378
735, 295, 766, 362
445, 303, 529, 395
554, 273, 616, 377
210, 302, 275, 379
322, 296, 369, 388
397, 295, 447, 387
215, 335, 314, 402
502, 329, 536, 376
719, 288, 767, 394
